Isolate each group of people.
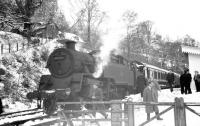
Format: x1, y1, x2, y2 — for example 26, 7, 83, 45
180, 69, 200, 94
137, 68, 200, 121
166, 68, 200, 95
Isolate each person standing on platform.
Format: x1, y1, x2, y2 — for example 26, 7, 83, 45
143, 78, 163, 121
136, 68, 148, 97
181, 69, 192, 94
166, 71, 175, 92
194, 71, 200, 92
180, 71, 185, 94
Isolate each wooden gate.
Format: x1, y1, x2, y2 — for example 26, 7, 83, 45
56, 97, 200, 126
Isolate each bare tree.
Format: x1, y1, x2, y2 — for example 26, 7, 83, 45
121, 10, 137, 60
136, 20, 153, 62
68, 0, 107, 50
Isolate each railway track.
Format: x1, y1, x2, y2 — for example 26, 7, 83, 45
0, 108, 43, 119
0, 108, 58, 126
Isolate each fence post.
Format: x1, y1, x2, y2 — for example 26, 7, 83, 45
111, 100, 122, 126
127, 102, 135, 126
174, 97, 186, 126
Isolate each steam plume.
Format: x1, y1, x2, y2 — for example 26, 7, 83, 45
93, 18, 126, 78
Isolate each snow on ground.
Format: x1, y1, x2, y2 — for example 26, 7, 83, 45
2, 98, 37, 113
125, 88, 200, 126
64, 88, 200, 126
86, 88, 200, 126
2, 88, 200, 126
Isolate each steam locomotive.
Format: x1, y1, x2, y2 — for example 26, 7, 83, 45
27, 33, 180, 115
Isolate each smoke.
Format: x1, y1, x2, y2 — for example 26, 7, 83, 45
57, 0, 126, 78
93, 18, 126, 78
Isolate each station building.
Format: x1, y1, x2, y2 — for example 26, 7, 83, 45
182, 45, 200, 90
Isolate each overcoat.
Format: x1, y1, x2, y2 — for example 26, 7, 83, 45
143, 80, 160, 113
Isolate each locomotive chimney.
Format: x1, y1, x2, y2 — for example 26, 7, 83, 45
57, 39, 76, 50
57, 32, 84, 50
65, 40, 76, 50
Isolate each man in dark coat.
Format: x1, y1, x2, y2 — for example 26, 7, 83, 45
143, 79, 163, 120
181, 69, 192, 94
193, 71, 200, 92
166, 71, 175, 92
180, 72, 185, 94
136, 69, 148, 97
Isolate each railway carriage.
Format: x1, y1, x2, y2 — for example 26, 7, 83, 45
141, 62, 180, 88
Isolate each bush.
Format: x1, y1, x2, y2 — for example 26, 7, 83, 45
40, 47, 50, 62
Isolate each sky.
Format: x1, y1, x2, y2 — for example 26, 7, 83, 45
57, 0, 200, 41
98, 0, 200, 41
57, 0, 200, 77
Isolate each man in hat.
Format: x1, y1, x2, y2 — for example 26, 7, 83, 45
183, 69, 192, 94
136, 68, 148, 97
143, 78, 163, 121
166, 71, 175, 92
193, 71, 200, 92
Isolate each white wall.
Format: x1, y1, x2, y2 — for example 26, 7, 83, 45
188, 54, 200, 90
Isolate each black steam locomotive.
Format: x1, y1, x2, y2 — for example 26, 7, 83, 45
27, 33, 180, 115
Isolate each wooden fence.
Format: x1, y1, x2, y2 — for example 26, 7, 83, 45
56, 97, 200, 126
0, 38, 51, 55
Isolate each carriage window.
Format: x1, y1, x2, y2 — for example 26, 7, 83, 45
154, 71, 157, 79
161, 72, 164, 79
158, 72, 161, 79
164, 73, 167, 79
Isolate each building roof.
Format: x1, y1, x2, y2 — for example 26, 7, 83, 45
182, 45, 200, 55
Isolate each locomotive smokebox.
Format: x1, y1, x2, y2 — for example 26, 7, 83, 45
46, 32, 95, 78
